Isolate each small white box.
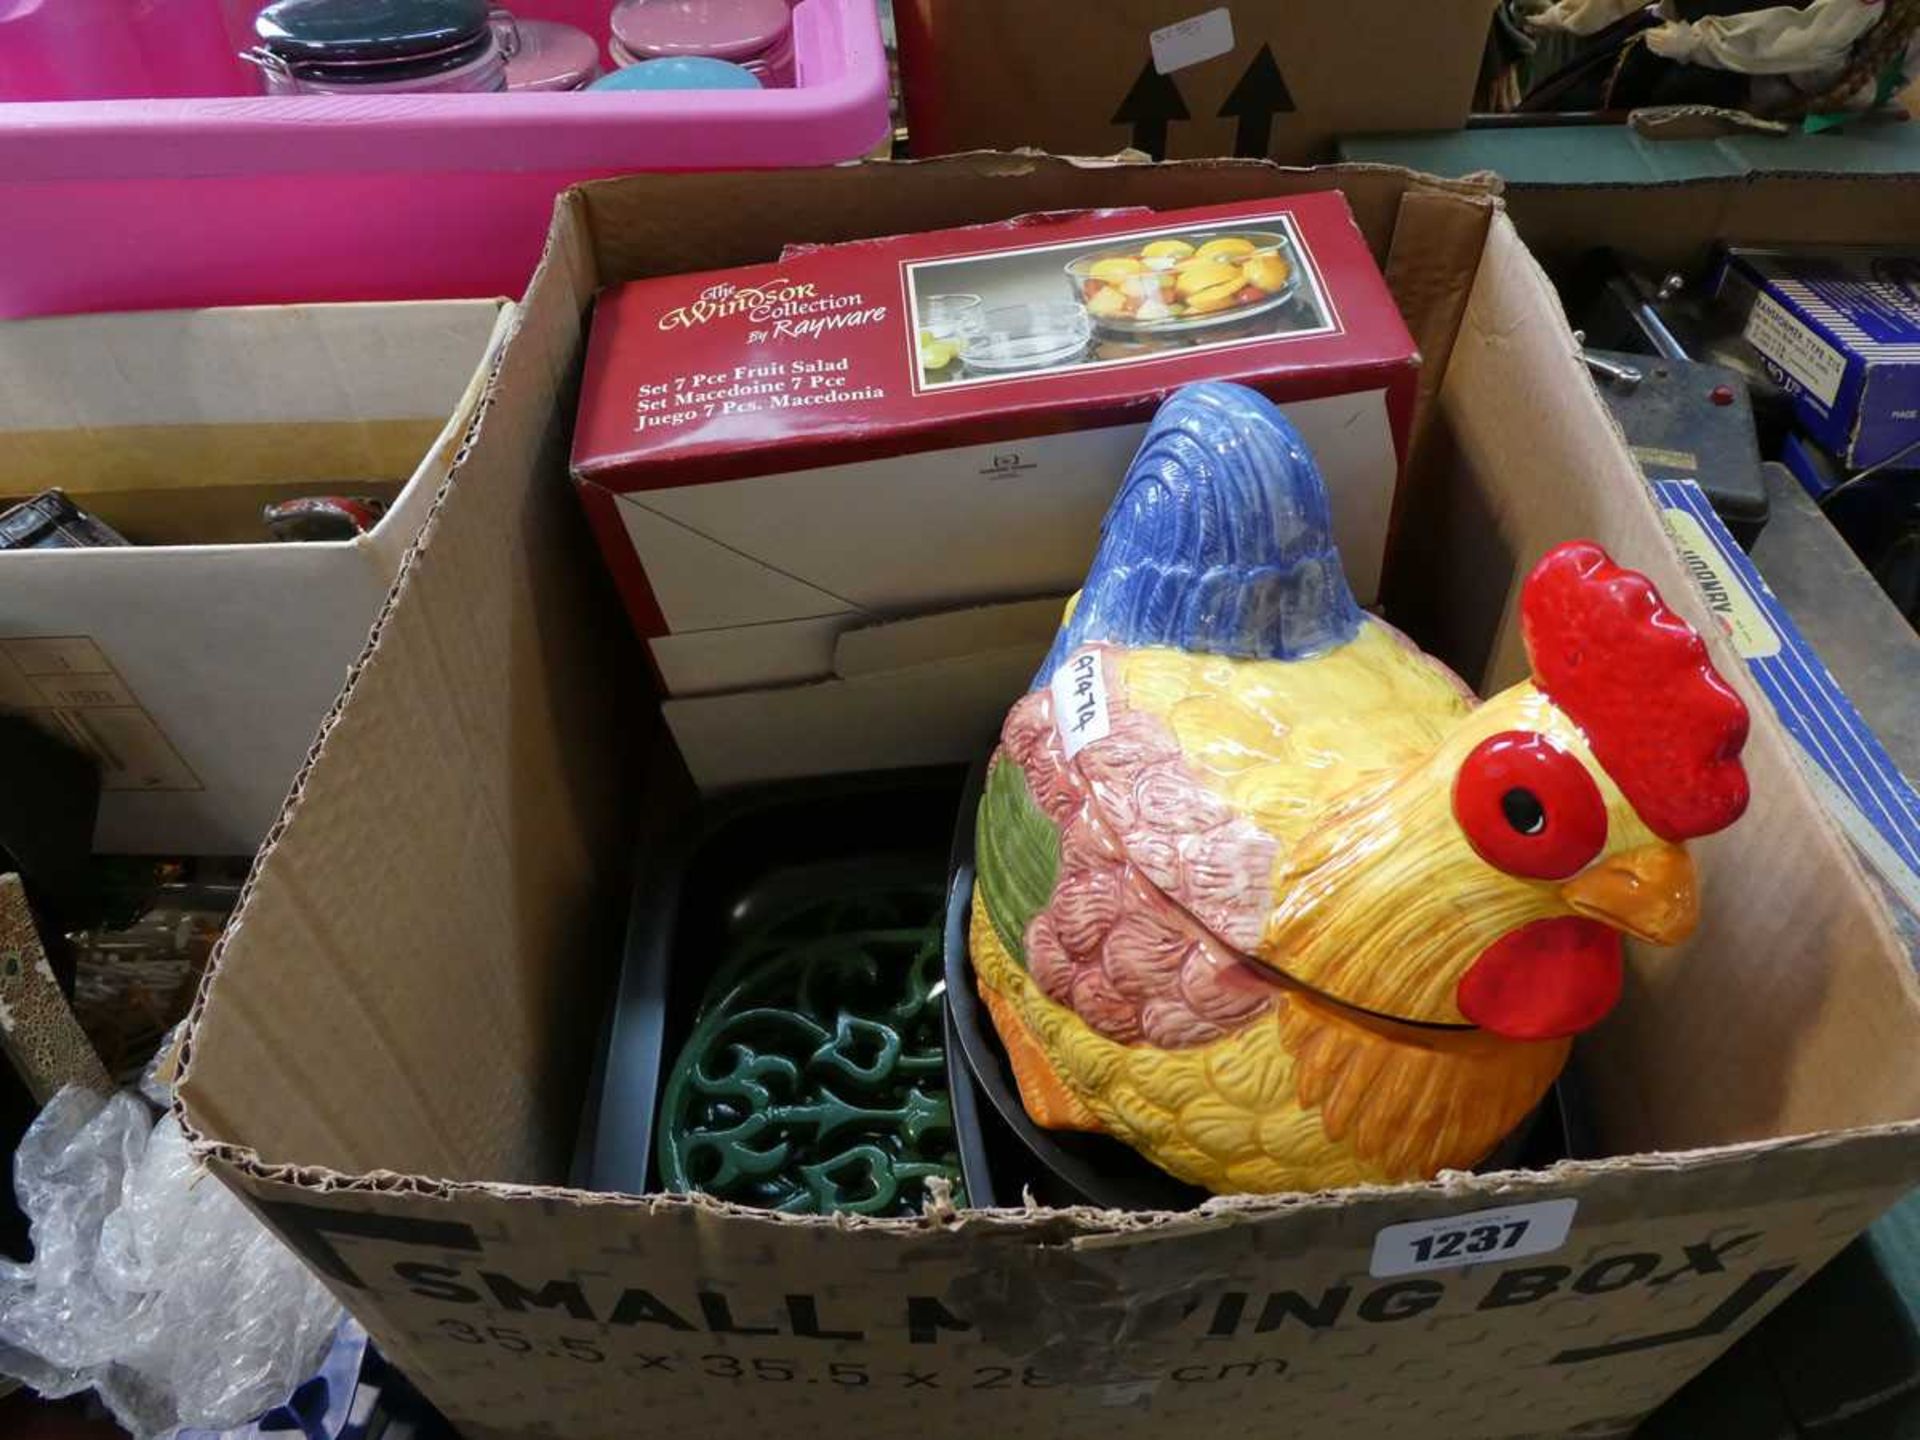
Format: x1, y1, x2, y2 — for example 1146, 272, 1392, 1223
631, 389, 1400, 697
663, 595, 1065, 788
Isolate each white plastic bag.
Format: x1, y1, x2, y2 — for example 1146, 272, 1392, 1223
1644, 0, 1886, 75
0, 1085, 344, 1439
1524, 0, 1647, 39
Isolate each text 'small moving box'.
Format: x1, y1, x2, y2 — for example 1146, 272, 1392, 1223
0, 301, 511, 854
177, 158, 1920, 1440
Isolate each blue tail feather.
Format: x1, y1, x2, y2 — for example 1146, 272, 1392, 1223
1036, 382, 1362, 684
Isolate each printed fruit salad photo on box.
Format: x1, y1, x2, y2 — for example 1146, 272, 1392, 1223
907, 214, 1334, 387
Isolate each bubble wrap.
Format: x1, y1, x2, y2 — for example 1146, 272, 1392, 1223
0, 1086, 343, 1438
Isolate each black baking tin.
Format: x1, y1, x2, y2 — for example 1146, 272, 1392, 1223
580, 765, 965, 1196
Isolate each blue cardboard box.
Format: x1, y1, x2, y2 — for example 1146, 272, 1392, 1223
1654, 477, 1920, 930
1712, 248, 1920, 471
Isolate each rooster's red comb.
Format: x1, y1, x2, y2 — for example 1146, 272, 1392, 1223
1522, 541, 1750, 843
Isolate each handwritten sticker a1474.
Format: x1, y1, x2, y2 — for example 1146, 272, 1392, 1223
1050, 649, 1112, 759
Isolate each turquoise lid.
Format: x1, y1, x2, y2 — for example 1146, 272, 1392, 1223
590, 56, 763, 91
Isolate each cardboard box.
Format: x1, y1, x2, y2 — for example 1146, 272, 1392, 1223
1710, 247, 1920, 472
572, 195, 1417, 697
897, 1, 1501, 165
1492, 170, 1920, 280
177, 158, 1920, 1440
0, 301, 511, 854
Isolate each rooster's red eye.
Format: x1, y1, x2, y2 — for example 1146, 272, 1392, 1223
1453, 731, 1607, 880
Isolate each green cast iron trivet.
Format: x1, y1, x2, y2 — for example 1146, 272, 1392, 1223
657, 882, 966, 1216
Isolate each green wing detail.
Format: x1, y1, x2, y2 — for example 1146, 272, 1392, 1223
974, 753, 1062, 968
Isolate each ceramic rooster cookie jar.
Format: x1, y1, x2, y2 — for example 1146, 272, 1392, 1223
968, 381, 1751, 1195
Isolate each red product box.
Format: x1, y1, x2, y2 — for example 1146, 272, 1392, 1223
572, 193, 1418, 698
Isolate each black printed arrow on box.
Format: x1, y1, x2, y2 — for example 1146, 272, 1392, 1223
1551, 1265, 1795, 1364
1111, 60, 1189, 160
1218, 43, 1295, 158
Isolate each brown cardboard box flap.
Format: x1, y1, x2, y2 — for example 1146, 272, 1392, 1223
1497, 170, 1920, 276
209, 1123, 1920, 1440
1422, 218, 1920, 1153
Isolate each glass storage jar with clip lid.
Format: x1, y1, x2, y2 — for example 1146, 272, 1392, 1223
244, 0, 521, 94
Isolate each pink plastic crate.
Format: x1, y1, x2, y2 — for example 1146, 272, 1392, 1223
0, 0, 889, 317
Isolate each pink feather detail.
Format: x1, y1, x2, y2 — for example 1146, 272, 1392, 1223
1024, 910, 1075, 1004
1127, 829, 1183, 892
1101, 908, 1191, 1002
1050, 863, 1123, 953
1133, 764, 1233, 833
1070, 965, 1144, 1043
992, 643, 1286, 1048
1180, 826, 1279, 951
1178, 943, 1276, 1023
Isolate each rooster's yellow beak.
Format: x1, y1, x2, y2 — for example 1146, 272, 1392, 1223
1559, 843, 1699, 946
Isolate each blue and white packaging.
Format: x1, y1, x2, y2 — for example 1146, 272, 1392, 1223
1655, 478, 1920, 943
1712, 247, 1920, 472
